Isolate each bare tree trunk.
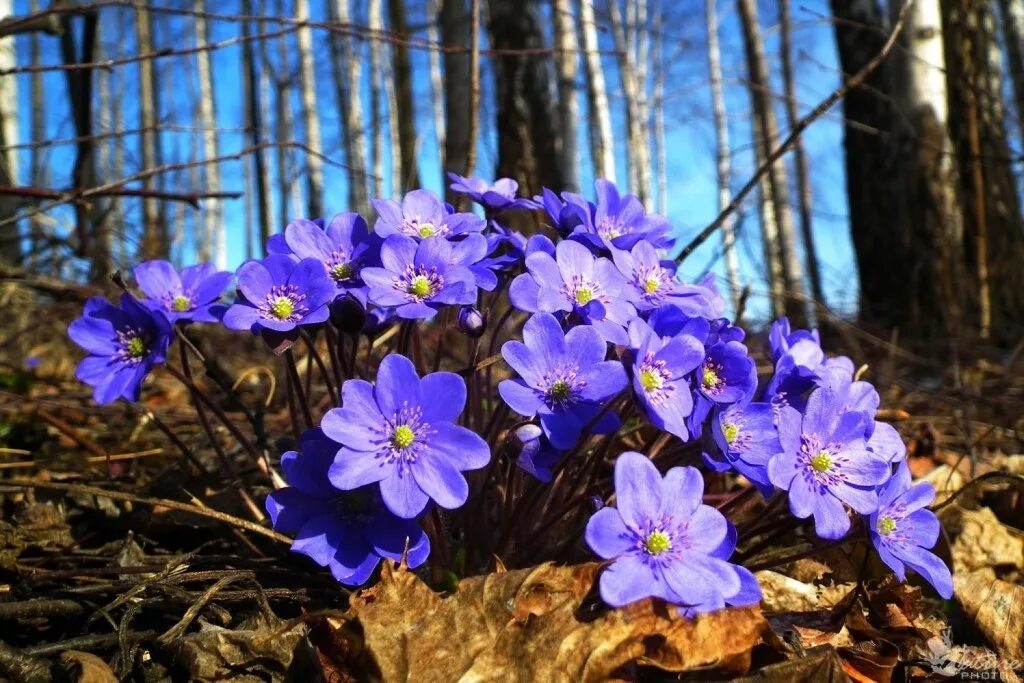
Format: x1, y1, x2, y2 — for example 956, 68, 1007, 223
607, 0, 650, 203
737, 0, 806, 324
296, 0, 323, 217
95, 25, 114, 274
27, 0, 45, 268
368, 0, 401, 196
653, 0, 666, 215
997, 0, 1024, 146
328, 0, 370, 215
0, 0, 19, 265
267, 10, 293, 230
426, 0, 446, 177
387, 0, 420, 191
552, 0, 579, 191
369, 0, 387, 199
441, 0, 472, 206
779, 0, 823, 310
136, 4, 164, 259
705, 0, 742, 311
486, 0, 564, 197
195, 0, 224, 268
241, 0, 271, 250
578, 0, 615, 183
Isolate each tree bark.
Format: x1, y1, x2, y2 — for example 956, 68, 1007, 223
705, 0, 742, 311
387, 0, 420, 191
552, 0, 579, 191
607, 0, 650, 203
296, 0, 324, 218
241, 0, 271, 251
329, 0, 370, 214
485, 0, 563, 198
578, 0, 615, 183
737, 0, 806, 324
195, 0, 224, 268
135, 4, 164, 260
997, 0, 1024, 146
0, 0, 19, 265
426, 0, 446, 179
652, 0, 666, 215
442, 0, 472, 205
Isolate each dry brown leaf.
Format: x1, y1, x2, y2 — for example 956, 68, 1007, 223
920, 465, 965, 505
732, 647, 852, 682
169, 617, 307, 682
954, 569, 1024, 662
838, 641, 899, 683
325, 561, 767, 682
755, 570, 856, 614
59, 651, 117, 683
940, 506, 1024, 574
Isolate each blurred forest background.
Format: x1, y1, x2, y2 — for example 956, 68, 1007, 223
0, 0, 1023, 351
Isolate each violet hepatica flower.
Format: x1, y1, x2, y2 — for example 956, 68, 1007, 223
283, 213, 381, 306
223, 255, 335, 334
768, 387, 892, 539
362, 236, 479, 319
68, 294, 173, 404
573, 179, 674, 251
627, 318, 704, 441
585, 452, 758, 612
869, 463, 953, 598
373, 188, 484, 240
447, 172, 539, 212
134, 260, 232, 324
513, 423, 564, 483
324, 354, 490, 519
267, 428, 430, 586
612, 240, 724, 317
499, 313, 627, 449
705, 403, 780, 496
509, 239, 636, 344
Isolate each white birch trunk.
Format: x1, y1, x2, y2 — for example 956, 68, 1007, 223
331, 0, 370, 214
368, 0, 401, 196
578, 0, 615, 183
296, 0, 323, 217
652, 0, 666, 215
0, 0, 17, 186
552, 0, 579, 191
426, 0, 446, 173
136, 4, 162, 258
195, 0, 225, 268
607, 0, 650, 202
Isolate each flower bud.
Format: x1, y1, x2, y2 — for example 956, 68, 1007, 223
329, 295, 365, 335
457, 306, 486, 338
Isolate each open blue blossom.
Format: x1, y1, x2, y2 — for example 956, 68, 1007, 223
324, 354, 490, 518
627, 318, 704, 441
585, 452, 757, 612
373, 188, 484, 239
223, 255, 335, 334
768, 388, 892, 539
705, 403, 780, 496
68, 294, 173, 404
134, 260, 232, 324
869, 463, 952, 598
499, 313, 626, 449
509, 239, 636, 344
535, 187, 592, 235
612, 241, 724, 317
283, 213, 381, 306
571, 180, 674, 251
362, 236, 479, 319
688, 339, 758, 432
447, 172, 539, 212
266, 428, 430, 586
513, 424, 563, 483
768, 316, 821, 364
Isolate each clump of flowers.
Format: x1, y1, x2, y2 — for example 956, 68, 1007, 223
67, 173, 954, 616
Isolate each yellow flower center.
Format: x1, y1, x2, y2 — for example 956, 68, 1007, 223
878, 515, 897, 536
702, 367, 720, 390
408, 275, 432, 299
723, 422, 739, 445
574, 287, 594, 306
417, 223, 437, 238
126, 337, 146, 358
639, 369, 662, 392
810, 451, 833, 473
331, 262, 353, 281
391, 424, 415, 449
548, 379, 571, 401
643, 277, 660, 294
171, 295, 191, 312
269, 296, 295, 320
644, 530, 672, 555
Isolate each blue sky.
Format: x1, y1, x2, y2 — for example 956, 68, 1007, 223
10, 0, 857, 321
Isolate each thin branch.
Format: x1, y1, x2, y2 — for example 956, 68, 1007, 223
0, 185, 241, 208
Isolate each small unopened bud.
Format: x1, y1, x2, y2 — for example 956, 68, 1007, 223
329, 295, 366, 335
457, 306, 486, 338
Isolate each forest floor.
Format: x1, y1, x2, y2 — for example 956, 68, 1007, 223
0, 286, 1022, 682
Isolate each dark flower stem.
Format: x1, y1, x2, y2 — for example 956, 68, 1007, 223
300, 329, 338, 406
283, 348, 314, 430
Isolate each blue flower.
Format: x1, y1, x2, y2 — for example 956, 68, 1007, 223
373, 189, 484, 239
361, 236, 482, 319
134, 260, 232, 324
324, 354, 490, 518
768, 387, 891, 539
282, 213, 381, 306
499, 313, 627, 449
513, 424, 563, 483
627, 318, 704, 441
509, 239, 636, 344
869, 463, 953, 598
68, 294, 173, 404
447, 172, 540, 212
267, 428, 429, 586
705, 403, 780, 496
612, 240, 724, 317
223, 254, 336, 335
571, 180, 674, 251
585, 452, 758, 612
